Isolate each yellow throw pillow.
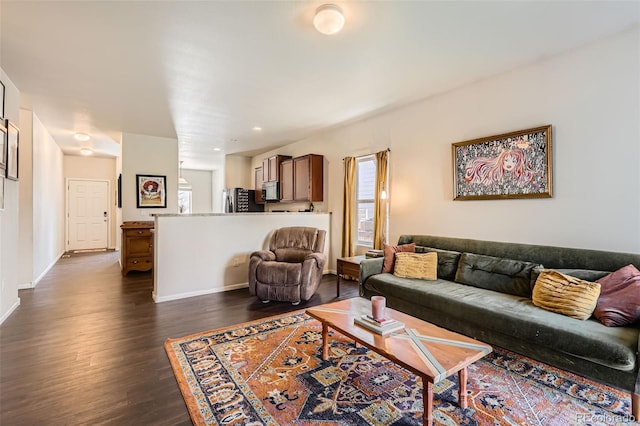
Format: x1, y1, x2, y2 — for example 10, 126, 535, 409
532, 269, 601, 320
393, 252, 438, 280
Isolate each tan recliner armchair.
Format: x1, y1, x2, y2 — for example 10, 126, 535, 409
249, 226, 327, 305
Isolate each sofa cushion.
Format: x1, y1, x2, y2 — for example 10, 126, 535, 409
594, 264, 640, 327
454, 252, 541, 298
382, 243, 415, 273
532, 270, 601, 320
416, 246, 461, 280
362, 274, 638, 372
256, 261, 302, 286
393, 252, 437, 280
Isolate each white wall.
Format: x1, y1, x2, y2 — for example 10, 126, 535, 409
253, 27, 640, 269
225, 155, 251, 189
17, 109, 33, 288
121, 133, 178, 221
0, 70, 21, 323
64, 155, 117, 248
32, 113, 65, 284
153, 213, 331, 302
182, 168, 213, 213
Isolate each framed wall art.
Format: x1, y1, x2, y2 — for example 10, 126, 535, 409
136, 174, 167, 208
0, 121, 6, 171
452, 125, 553, 200
6, 120, 19, 181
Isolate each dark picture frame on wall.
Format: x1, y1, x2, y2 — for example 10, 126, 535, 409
0, 121, 6, 171
6, 120, 19, 181
117, 173, 122, 208
452, 125, 553, 201
136, 174, 167, 208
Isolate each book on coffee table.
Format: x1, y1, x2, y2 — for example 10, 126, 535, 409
354, 315, 405, 335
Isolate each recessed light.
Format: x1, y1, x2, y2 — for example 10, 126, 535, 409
213, 147, 221, 152
79, 148, 93, 156
74, 132, 91, 142
252, 126, 262, 132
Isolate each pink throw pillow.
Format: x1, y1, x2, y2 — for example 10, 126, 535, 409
594, 264, 640, 327
382, 243, 416, 273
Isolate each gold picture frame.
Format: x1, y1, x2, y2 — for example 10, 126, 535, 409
452, 125, 553, 200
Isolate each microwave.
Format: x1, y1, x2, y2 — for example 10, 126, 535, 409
262, 181, 280, 201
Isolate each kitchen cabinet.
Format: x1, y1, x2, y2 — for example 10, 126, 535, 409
121, 221, 154, 276
263, 155, 291, 182
254, 167, 264, 204
294, 154, 324, 202
280, 159, 294, 201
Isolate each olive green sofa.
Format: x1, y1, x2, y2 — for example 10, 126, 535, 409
359, 235, 640, 416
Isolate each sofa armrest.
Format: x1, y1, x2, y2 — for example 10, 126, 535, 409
360, 257, 384, 284
250, 250, 276, 262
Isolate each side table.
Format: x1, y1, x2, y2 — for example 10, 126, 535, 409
335, 255, 366, 297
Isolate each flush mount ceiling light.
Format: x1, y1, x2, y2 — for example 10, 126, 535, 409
79, 148, 93, 156
74, 132, 91, 142
313, 4, 345, 35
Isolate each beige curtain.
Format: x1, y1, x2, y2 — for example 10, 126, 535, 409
373, 150, 389, 249
341, 157, 357, 257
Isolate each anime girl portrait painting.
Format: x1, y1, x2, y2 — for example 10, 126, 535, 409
452, 125, 553, 200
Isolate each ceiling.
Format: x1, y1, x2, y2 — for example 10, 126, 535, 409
1, 1, 638, 170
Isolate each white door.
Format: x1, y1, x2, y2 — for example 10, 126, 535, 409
67, 180, 109, 251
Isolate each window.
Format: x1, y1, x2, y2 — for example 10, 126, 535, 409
356, 156, 375, 246
178, 190, 192, 214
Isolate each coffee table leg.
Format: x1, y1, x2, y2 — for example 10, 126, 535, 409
458, 368, 468, 409
422, 378, 433, 425
322, 322, 329, 360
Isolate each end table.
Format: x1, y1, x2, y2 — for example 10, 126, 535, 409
335, 255, 366, 297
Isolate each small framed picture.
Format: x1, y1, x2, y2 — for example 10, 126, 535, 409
0, 121, 6, 170
6, 120, 19, 181
136, 174, 167, 208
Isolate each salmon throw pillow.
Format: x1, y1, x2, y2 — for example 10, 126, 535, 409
382, 243, 416, 273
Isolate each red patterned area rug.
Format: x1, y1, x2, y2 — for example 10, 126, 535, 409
165, 311, 634, 425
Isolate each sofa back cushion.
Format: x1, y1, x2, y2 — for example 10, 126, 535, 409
393, 252, 438, 280
532, 269, 601, 320
454, 252, 541, 298
416, 246, 461, 280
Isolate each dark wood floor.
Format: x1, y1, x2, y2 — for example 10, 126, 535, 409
0, 251, 359, 425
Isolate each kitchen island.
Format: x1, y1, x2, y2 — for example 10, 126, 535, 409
151, 212, 331, 302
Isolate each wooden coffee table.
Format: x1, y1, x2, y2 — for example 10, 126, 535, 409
306, 298, 492, 425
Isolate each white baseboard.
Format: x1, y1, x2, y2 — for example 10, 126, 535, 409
153, 282, 249, 303
0, 298, 21, 325
33, 251, 64, 287
18, 282, 34, 290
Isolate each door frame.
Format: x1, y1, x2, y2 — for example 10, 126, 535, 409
65, 178, 112, 252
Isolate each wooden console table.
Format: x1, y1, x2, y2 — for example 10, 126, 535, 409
121, 221, 154, 276
335, 255, 366, 297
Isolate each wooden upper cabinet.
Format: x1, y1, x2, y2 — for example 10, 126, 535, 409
254, 167, 264, 204
280, 159, 294, 201
263, 155, 291, 182
294, 154, 323, 202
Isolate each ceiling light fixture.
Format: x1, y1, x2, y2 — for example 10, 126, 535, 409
179, 161, 189, 185
313, 4, 345, 35
213, 147, 221, 152
74, 132, 91, 142
79, 148, 93, 156
252, 126, 262, 132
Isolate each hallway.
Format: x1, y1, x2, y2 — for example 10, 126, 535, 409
0, 251, 357, 425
